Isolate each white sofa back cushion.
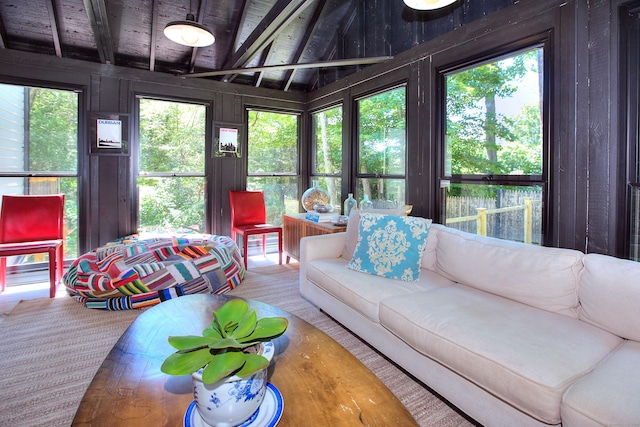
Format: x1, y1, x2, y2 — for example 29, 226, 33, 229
434, 226, 583, 317
579, 254, 640, 341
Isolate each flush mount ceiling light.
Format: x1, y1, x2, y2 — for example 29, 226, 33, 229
403, 0, 458, 10
164, 13, 215, 47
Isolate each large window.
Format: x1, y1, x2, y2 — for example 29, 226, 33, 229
247, 109, 299, 225
356, 86, 407, 208
0, 84, 79, 267
441, 46, 546, 244
137, 98, 206, 233
311, 105, 342, 210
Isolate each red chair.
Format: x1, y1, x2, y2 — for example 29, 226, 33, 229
0, 194, 65, 298
229, 190, 282, 270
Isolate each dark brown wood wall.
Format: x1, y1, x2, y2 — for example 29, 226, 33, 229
0, 50, 305, 254
0, 0, 632, 258
309, 0, 630, 256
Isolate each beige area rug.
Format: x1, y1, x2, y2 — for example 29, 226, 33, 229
0, 264, 477, 427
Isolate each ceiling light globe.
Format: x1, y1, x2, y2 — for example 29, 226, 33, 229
403, 0, 458, 10
164, 14, 215, 47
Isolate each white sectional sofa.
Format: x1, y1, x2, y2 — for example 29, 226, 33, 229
299, 217, 640, 427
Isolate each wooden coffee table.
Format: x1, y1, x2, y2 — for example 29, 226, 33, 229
71, 294, 417, 426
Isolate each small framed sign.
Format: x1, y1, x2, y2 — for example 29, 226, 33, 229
89, 112, 130, 155
214, 123, 243, 157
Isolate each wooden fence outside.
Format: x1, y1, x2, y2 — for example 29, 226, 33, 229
445, 189, 543, 244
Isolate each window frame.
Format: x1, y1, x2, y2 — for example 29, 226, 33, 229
134, 95, 210, 234
353, 84, 408, 205
309, 103, 343, 209
436, 34, 552, 245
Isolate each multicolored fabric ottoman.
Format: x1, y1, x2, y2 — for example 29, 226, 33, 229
64, 234, 245, 310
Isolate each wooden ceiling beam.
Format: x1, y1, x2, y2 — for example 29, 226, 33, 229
188, 0, 209, 73
45, 0, 63, 57
149, 0, 160, 71
220, 0, 316, 82
83, 0, 115, 64
282, 0, 327, 91
180, 56, 393, 78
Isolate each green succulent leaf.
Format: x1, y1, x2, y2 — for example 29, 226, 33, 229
213, 299, 249, 337
167, 335, 218, 351
202, 325, 223, 339
160, 347, 214, 376
201, 351, 246, 384
234, 354, 269, 378
207, 337, 248, 349
232, 309, 257, 339
240, 317, 288, 343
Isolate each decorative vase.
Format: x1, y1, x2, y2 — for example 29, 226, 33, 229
343, 193, 357, 216
301, 179, 330, 212
191, 341, 275, 426
360, 194, 373, 210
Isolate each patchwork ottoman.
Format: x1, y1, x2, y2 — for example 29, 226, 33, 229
64, 233, 245, 310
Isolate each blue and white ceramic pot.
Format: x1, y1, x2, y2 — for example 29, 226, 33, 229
191, 341, 275, 427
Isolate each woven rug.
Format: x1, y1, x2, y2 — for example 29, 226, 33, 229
0, 263, 477, 427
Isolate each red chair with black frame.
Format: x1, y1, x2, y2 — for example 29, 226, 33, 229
0, 194, 65, 298
229, 190, 282, 270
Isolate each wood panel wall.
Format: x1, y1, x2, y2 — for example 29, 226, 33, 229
0, 0, 632, 258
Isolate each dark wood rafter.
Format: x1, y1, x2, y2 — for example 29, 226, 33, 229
282, 0, 327, 91
45, 0, 63, 57
149, 0, 160, 71
0, 14, 7, 49
181, 56, 393, 78
83, 0, 115, 64
188, 0, 209, 73
220, 0, 316, 82
254, 42, 275, 87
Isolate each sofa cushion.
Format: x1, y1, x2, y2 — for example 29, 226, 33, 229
579, 253, 640, 341
561, 340, 640, 427
340, 206, 412, 259
348, 214, 432, 282
379, 285, 622, 425
306, 257, 454, 322
434, 226, 583, 317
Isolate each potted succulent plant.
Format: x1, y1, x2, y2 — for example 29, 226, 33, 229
161, 298, 288, 426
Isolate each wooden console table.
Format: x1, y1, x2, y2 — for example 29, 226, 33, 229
282, 213, 346, 262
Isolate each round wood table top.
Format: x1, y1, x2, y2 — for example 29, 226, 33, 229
71, 293, 417, 426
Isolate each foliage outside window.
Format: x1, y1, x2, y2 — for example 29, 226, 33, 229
443, 47, 545, 244
247, 110, 299, 225
0, 84, 78, 262
137, 98, 206, 233
311, 105, 342, 210
356, 86, 406, 207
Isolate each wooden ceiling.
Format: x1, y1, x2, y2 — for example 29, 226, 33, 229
0, 0, 377, 92
0, 0, 519, 92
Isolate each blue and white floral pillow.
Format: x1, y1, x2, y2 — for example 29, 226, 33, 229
348, 214, 432, 282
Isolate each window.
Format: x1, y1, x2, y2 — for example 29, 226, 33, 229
625, 3, 640, 260
247, 109, 299, 226
441, 46, 546, 244
137, 98, 206, 233
356, 86, 407, 208
0, 83, 79, 266
311, 105, 342, 209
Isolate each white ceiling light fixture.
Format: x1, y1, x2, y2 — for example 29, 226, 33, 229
403, 0, 458, 10
164, 13, 215, 47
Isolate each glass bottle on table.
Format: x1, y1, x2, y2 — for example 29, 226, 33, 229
344, 193, 357, 216
360, 194, 373, 210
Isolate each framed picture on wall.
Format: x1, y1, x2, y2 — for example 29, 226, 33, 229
89, 112, 130, 155
214, 123, 243, 157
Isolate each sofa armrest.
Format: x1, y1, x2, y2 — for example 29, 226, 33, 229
299, 233, 346, 296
